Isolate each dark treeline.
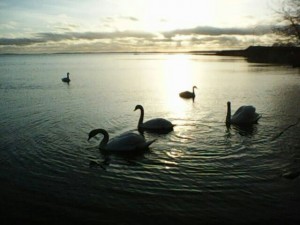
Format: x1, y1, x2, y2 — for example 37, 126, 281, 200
215, 46, 300, 67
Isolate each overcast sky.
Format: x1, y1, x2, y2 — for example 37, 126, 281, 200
0, 0, 283, 53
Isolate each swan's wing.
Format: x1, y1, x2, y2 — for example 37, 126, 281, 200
142, 118, 173, 130
234, 106, 255, 115
106, 133, 146, 151
232, 106, 258, 124
179, 91, 194, 98
179, 91, 189, 95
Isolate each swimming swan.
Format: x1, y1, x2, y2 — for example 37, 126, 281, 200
62, 72, 70, 83
134, 105, 174, 133
179, 86, 197, 99
226, 101, 261, 126
88, 128, 155, 152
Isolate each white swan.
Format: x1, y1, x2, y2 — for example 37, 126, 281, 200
226, 101, 261, 126
62, 72, 70, 83
179, 86, 197, 99
88, 128, 155, 152
134, 105, 174, 133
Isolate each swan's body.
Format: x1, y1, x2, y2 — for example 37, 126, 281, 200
134, 105, 174, 133
88, 129, 155, 152
226, 101, 261, 126
62, 72, 70, 83
179, 86, 197, 99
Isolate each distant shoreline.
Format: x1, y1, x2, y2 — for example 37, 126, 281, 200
214, 46, 300, 67
1, 46, 299, 67
0, 51, 215, 55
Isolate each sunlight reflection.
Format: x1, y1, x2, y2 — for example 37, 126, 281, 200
166, 149, 184, 159
160, 159, 178, 170
162, 54, 195, 116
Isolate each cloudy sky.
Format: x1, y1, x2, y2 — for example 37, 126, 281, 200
0, 0, 283, 53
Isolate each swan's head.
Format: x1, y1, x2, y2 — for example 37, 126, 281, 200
227, 101, 231, 107
88, 128, 107, 141
67, 72, 70, 75
134, 104, 143, 111
193, 86, 197, 89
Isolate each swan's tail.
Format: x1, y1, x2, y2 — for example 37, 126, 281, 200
145, 139, 156, 148
136, 139, 156, 150
253, 113, 262, 123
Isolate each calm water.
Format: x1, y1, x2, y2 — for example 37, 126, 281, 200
1, 53, 300, 224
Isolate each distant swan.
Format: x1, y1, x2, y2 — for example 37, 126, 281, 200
88, 128, 155, 152
62, 72, 70, 83
179, 86, 197, 99
134, 105, 174, 133
226, 101, 261, 126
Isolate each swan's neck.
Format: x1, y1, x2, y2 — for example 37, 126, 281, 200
193, 87, 195, 94
226, 103, 231, 125
138, 108, 144, 126
99, 130, 109, 148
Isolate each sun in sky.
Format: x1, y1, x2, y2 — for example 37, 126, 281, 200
0, 0, 282, 54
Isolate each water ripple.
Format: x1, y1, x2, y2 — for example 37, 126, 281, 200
1, 54, 300, 224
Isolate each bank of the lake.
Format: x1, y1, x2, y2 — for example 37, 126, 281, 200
215, 46, 300, 67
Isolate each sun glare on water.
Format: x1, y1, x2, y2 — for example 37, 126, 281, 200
162, 54, 195, 116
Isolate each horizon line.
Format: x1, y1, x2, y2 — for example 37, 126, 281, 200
1, 45, 299, 56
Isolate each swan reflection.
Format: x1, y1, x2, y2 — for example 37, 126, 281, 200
230, 124, 258, 137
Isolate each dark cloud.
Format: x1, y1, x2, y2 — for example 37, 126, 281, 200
0, 31, 156, 46
190, 36, 240, 44
39, 31, 155, 40
0, 37, 44, 46
162, 25, 273, 38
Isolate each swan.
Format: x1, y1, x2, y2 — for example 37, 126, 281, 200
134, 105, 174, 133
88, 128, 156, 152
226, 101, 261, 126
62, 72, 70, 83
179, 86, 197, 99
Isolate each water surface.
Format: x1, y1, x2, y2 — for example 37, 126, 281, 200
1, 53, 300, 224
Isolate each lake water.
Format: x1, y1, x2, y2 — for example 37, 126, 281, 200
1, 53, 300, 224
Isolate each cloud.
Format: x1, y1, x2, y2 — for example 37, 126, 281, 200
190, 36, 240, 45
53, 23, 80, 32
0, 37, 44, 46
0, 30, 156, 46
162, 25, 273, 38
102, 16, 139, 23
120, 16, 139, 22
0, 24, 280, 53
